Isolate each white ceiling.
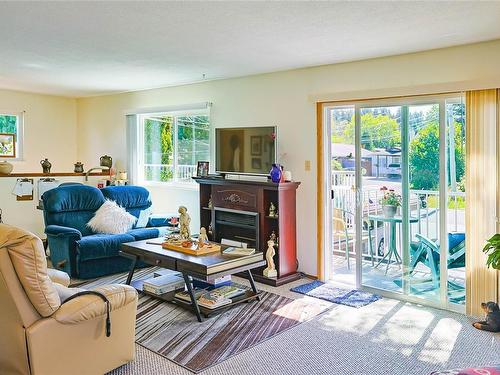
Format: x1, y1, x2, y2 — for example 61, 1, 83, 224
1, 1, 500, 97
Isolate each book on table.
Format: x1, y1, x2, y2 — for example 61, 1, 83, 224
174, 288, 207, 302
197, 285, 247, 309
222, 247, 256, 256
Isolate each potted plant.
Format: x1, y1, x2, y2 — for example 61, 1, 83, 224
379, 186, 401, 218
483, 234, 500, 270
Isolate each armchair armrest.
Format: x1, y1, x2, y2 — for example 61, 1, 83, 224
47, 268, 71, 287
45, 225, 82, 238
52, 284, 137, 325
147, 213, 177, 228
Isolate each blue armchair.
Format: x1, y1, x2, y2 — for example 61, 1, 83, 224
43, 185, 174, 279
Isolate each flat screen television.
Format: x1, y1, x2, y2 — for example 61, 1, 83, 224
215, 126, 277, 175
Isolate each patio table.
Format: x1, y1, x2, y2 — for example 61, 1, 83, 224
368, 215, 419, 275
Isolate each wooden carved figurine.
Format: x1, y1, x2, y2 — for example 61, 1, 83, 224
198, 227, 209, 249
178, 206, 191, 240
263, 239, 277, 278
269, 202, 277, 217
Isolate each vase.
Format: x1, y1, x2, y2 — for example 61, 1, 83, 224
269, 163, 282, 183
382, 205, 397, 218
0, 161, 13, 174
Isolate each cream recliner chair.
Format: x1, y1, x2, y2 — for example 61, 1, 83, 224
0, 224, 138, 375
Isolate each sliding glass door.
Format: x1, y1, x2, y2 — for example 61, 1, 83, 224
324, 93, 466, 311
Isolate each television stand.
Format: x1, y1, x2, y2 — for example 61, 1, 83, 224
193, 176, 301, 286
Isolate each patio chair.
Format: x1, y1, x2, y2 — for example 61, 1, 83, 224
403, 233, 465, 301
332, 208, 374, 269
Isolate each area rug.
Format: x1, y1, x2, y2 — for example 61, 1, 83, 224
80, 268, 328, 373
290, 280, 381, 308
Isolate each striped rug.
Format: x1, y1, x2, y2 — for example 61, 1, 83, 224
79, 268, 328, 373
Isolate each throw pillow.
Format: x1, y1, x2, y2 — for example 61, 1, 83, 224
135, 207, 153, 228
87, 200, 136, 234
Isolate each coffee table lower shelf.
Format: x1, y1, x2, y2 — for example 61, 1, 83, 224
131, 278, 262, 318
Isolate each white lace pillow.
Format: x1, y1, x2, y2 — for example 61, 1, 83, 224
87, 200, 137, 234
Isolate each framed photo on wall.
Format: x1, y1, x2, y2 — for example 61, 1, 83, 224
251, 136, 262, 156
197, 161, 209, 177
0, 133, 16, 158
251, 158, 261, 170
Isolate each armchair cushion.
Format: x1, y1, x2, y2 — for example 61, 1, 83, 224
0, 225, 61, 317
53, 283, 84, 303
76, 233, 135, 261
53, 284, 137, 324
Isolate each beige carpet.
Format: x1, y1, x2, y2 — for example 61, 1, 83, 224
107, 277, 500, 375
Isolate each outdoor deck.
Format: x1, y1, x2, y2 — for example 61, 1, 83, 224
329, 254, 465, 305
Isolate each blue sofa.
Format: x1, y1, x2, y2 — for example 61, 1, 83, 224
43, 185, 173, 279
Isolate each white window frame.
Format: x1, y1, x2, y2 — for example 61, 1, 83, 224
0, 111, 24, 161
136, 109, 210, 188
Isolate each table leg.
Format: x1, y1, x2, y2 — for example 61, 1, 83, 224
246, 270, 261, 301
125, 255, 138, 285
183, 273, 202, 322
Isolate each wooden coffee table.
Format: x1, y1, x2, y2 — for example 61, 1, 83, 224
120, 239, 266, 322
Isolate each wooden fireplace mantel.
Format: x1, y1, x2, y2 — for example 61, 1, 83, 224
193, 176, 301, 286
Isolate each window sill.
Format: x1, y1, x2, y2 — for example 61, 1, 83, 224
139, 181, 199, 191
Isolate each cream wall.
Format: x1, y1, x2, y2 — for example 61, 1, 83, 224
0, 89, 77, 172
0, 89, 78, 236
75, 39, 500, 277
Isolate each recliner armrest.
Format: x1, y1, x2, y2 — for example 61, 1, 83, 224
52, 284, 137, 324
147, 213, 176, 228
45, 225, 82, 238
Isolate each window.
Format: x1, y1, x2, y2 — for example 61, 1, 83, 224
0, 112, 23, 159
138, 111, 210, 184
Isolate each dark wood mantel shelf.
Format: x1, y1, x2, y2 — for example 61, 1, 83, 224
0, 172, 110, 178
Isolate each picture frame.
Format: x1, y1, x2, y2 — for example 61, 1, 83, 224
251, 158, 262, 170
197, 161, 209, 177
250, 136, 262, 156
0, 133, 16, 158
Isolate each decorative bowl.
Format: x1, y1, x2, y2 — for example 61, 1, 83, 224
0, 161, 13, 174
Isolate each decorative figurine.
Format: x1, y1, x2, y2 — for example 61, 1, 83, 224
208, 224, 213, 237
40, 158, 52, 174
208, 195, 213, 209
100, 155, 113, 168
198, 227, 209, 249
178, 206, 191, 240
269, 231, 277, 243
269, 202, 277, 217
74, 162, 84, 173
263, 239, 277, 278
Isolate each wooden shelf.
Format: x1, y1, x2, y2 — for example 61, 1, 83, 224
131, 278, 261, 318
0, 172, 110, 178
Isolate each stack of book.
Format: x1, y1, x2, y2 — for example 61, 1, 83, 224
197, 285, 246, 309
142, 274, 185, 295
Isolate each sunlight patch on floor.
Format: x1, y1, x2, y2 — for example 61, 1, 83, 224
314, 298, 400, 335
418, 318, 461, 364
372, 303, 435, 356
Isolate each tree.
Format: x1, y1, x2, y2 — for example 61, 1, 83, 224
409, 122, 440, 190
409, 121, 465, 190
343, 113, 401, 150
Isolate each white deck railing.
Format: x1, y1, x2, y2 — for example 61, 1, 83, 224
331, 171, 466, 259
143, 164, 197, 182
